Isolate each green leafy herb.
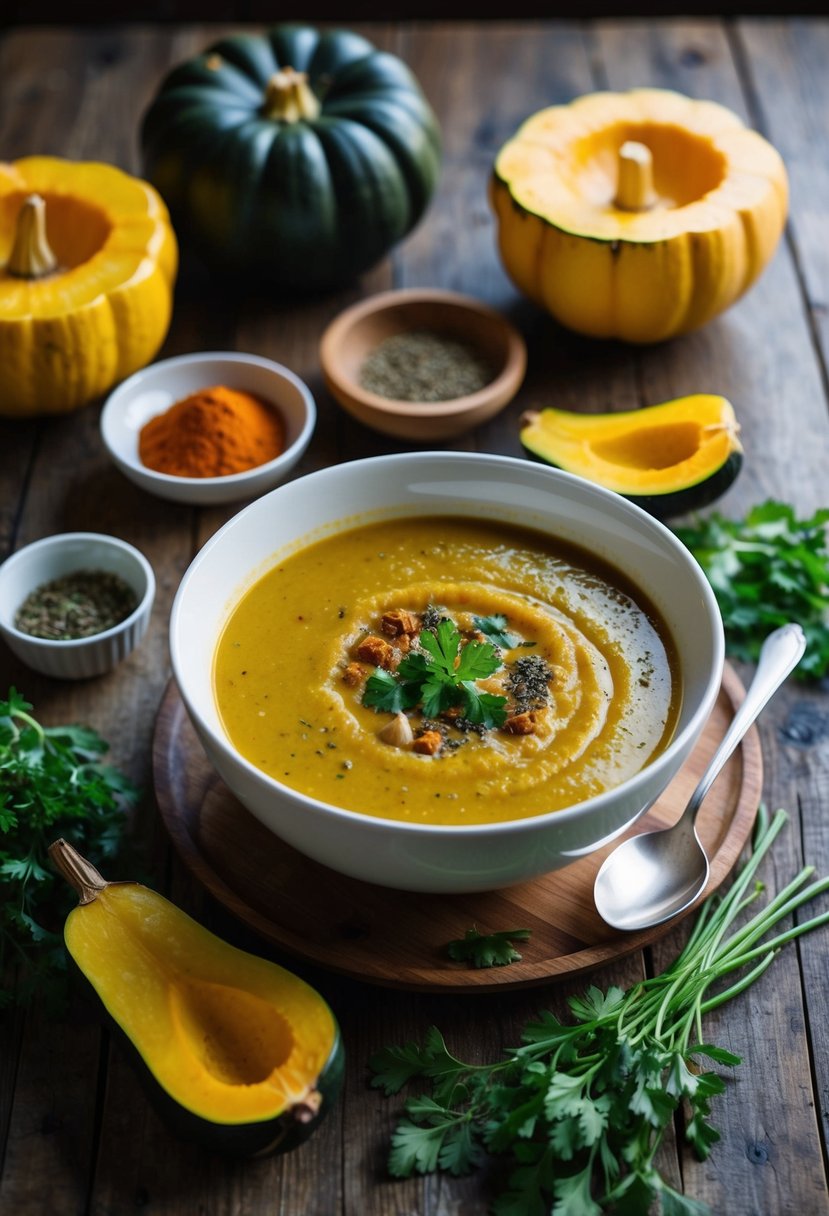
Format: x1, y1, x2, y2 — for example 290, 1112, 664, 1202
446, 926, 531, 968
363, 667, 420, 714
675, 500, 829, 679
364, 616, 509, 730
0, 688, 138, 1006
371, 807, 829, 1214
473, 613, 518, 649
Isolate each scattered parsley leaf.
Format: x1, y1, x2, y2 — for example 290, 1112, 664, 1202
372, 809, 829, 1214
0, 688, 138, 1007
446, 926, 531, 968
675, 501, 829, 679
474, 613, 518, 649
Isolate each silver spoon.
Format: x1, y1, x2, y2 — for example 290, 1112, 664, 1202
594, 622, 806, 932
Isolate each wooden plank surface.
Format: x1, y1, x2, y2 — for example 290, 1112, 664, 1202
0, 18, 827, 1216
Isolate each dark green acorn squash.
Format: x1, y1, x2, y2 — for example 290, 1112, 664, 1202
520, 394, 742, 520
140, 25, 442, 290
49, 839, 343, 1157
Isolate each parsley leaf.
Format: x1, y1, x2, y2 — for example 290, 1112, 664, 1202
0, 688, 137, 1008
363, 668, 420, 714
446, 926, 531, 968
675, 501, 829, 679
474, 613, 518, 649
363, 614, 508, 728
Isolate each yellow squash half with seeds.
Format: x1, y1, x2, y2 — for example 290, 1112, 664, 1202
491, 89, 788, 343
0, 157, 177, 417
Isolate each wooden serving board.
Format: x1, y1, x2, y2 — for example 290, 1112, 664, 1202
153, 666, 762, 993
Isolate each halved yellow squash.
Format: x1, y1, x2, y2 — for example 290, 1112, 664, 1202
492, 89, 788, 343
520, 393, 742, 519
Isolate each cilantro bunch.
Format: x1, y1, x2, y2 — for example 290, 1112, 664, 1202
371, 808, 829, 1215
675, 501, 829, 679
0, 688, 138, 1006
363, 617, 508, 728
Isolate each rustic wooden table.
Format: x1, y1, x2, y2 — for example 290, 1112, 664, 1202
2, 17, 828, 1216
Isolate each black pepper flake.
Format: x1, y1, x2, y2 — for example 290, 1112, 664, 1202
506, 655, 554, 713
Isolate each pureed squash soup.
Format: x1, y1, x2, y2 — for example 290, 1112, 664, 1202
213, 514, 680, 827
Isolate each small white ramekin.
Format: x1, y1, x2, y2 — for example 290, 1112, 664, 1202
0, 533, 155, 679
100, 351, 317, 506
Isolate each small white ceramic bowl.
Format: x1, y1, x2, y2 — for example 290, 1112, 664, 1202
101, 351, 317, 506
0, 533, 155, 680
171, 452, 725, 894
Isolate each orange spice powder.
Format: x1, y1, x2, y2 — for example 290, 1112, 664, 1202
138, 385, 285, 478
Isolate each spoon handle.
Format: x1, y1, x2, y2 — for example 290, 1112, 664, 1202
686, 623, 806, 820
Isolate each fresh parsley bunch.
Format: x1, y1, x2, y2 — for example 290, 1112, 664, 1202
371, 808, 829, 1215
0, 688, 138, 1006
675, 501, 829, 679
363, 617, 508, 728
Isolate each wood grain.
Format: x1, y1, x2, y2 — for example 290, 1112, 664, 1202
1, 18, 828, 1216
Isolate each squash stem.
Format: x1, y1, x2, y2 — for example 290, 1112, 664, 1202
48, 838, 109, 905
614, 141, 657, 212
7, 194, 59, 278
262, 68, 321, 123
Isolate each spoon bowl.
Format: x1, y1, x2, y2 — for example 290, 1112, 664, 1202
594, 623, 806, 932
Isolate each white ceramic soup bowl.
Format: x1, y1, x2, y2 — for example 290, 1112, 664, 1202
170, 452, 724, 894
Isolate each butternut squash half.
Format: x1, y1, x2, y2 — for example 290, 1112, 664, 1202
520, 394, 742, 519
49, 839, 343, 1156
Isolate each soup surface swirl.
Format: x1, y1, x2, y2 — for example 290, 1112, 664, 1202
213, 516, 679, 826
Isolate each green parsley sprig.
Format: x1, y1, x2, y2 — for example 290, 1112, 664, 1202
371, 807, 829, 1214
675, 500, 829, 679
363, 617, 509, 728
0, 688, 138, 1006
446, 927, 531, 968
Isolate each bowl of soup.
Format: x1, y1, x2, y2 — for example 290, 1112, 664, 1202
170, 452, 724, 893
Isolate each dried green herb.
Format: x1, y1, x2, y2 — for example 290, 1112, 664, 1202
359, 330, 494, 402
15, 569, 138, 640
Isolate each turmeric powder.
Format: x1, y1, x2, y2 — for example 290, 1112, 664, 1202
138, 385, 285, 478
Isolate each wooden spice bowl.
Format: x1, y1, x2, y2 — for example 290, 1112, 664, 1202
319, 288, 527, 441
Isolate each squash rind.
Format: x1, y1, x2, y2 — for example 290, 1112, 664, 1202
520, 394, 743, 520
140, 25, 442, 290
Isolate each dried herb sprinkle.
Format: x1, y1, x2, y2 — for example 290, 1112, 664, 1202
15, 569, 138, 640
506, 654, 554, 714
359, 330, 494, 402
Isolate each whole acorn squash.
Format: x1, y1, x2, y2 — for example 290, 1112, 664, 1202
491, 89, 788, 343
520, 394, 742, 519
141, 25, 442, 290
0, 158, 177, 418
49, 839, 343, 1157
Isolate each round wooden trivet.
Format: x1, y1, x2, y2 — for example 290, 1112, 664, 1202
153, 666, 762, 993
